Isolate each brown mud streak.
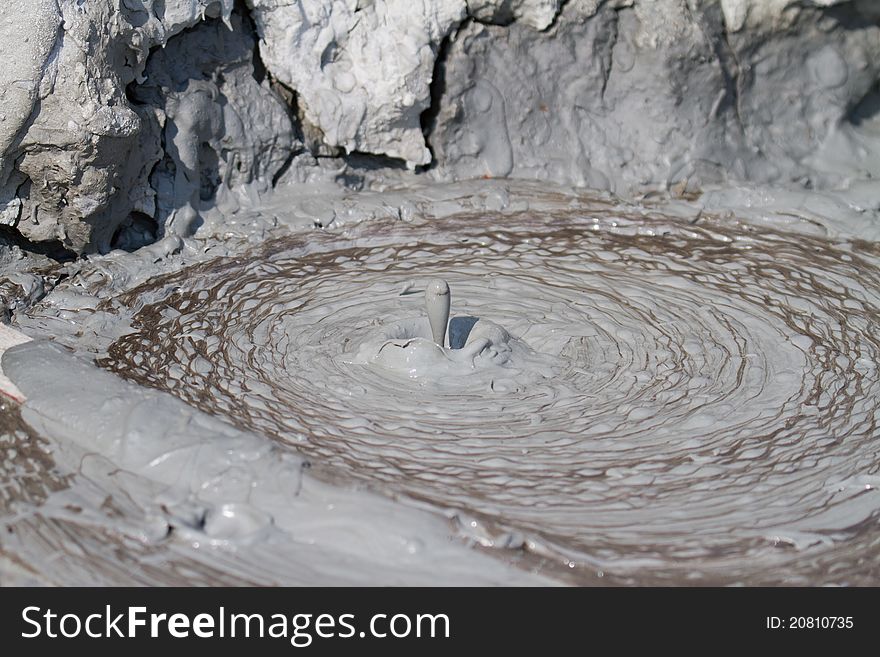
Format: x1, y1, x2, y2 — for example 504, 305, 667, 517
0, 399, 71, 583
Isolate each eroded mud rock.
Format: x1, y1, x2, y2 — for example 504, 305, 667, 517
131, 12, 297, 246
430, 0, 880, 193
0, 0, 878, 254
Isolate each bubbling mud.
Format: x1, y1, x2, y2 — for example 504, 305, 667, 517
99, 209, 880, 584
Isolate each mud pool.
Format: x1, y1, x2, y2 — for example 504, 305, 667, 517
77, 204, 880, 585
2, 0, 880, 588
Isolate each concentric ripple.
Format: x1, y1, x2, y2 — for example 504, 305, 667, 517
100, 209, 880, 584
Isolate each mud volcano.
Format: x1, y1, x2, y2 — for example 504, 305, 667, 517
2, 1, 880, 586
93, 208, 880, 584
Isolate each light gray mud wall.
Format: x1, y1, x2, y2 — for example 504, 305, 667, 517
430, 1, 880, 192
0, 0, 878, 255
0, 0, 239, 253
130, 11, 296, 249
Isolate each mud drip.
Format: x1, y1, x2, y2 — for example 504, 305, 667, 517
100, 210, 880, 584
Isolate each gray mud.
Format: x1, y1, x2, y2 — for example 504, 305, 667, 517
2, 1, 880, 586
84, 204, 880, 585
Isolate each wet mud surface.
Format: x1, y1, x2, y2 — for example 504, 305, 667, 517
96, 209, 880, 584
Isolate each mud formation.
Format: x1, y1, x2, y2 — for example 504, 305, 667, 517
0, 1, 878, 254
1, 1, 879, 585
